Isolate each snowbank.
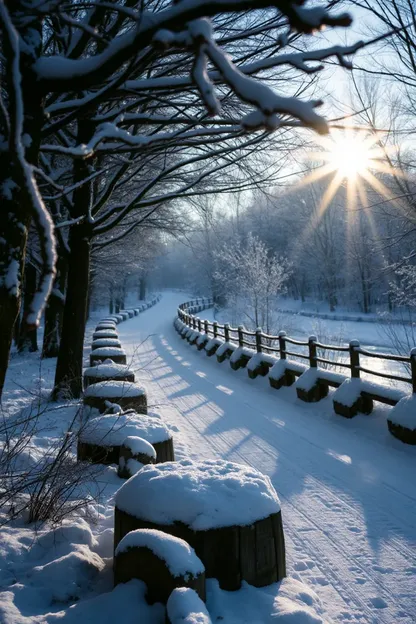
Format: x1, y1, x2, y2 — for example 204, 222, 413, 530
115, 459, 280, 530
115, 529, 204, 578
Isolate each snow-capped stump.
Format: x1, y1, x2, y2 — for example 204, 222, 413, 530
387, 394, 416, 444
118, 436, 157, 479
269, 360, 306, 390
133, 308, 140, 316
90, 347, 127, 366
78, 412, 174, 465
332, 378, 373, 418
204, 337, 222, 356
92, 329, 118, 341
91, 338, 122, 351
120, 309, 134, 319
247, 352, 277, 379
83, 361, 135, 388
114, 459, 285, 591
118, 311, 129, 320
216, 341, 237, 363
295, 368, 346, 403
83, 380, 147, 414
101, 316, 120, 324
114, 529, 206, 605
196, 334, 209, 351
167, 588, 212, 624
113, 314, 124, 322
229, 346, 256, 371
96, 322, 117, 330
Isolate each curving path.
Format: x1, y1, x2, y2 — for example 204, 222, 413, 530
117, 291, 416, 624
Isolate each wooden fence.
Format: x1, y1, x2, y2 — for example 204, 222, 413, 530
177, 298, 416, 420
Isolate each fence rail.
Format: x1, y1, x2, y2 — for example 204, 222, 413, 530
177, 298, 416, 394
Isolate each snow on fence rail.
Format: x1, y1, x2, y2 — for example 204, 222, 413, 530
176, 299, 416, 444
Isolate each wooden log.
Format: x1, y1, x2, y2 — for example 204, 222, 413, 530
113, 530, 206, 605
114, 508, 285, 591
387, 420, 416, 445
83, 380, 147, 413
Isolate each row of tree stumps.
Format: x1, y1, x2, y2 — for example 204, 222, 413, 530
77, 298, 287, 623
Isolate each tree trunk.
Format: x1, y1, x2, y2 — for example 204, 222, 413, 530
18, 260, 38, 352
139, 275, 146, 300
53, 118, 94, 399
0, 16, 44, 400
53, 225, 91, 398
42, 253, 67, 358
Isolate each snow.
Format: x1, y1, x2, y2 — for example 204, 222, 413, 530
196, 334, 209, 347
79, 412, 171, 446
296, 368, 346, 392
216, 341, 237, 357
88, 346, 126, 357
2, 291, 416, 623
92, 330, 119, 340
122, 435, 157, 459
204, 337, 223, 352
247, 352, 278, 371
388, 395, 416, 430
333, 378, 408, 408
269, 359, 307, 381
229, 346, 256, 364
332, 378, 362, 407
91, 338, 122, 349
167, 588, 212, 624
84, 380, 145, 398
115, 459, 281, 530
83, 362, 133, 379
115, 529, 205, 578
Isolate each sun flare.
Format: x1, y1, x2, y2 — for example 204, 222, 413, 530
327, 135, 372, 179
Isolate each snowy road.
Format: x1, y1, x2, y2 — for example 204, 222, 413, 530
118, 292, 416, 624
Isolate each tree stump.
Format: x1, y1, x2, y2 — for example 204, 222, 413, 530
167, 588, 212, 624
101, 316, 120, 324
229, 349, 254, 371
118, 436, 156, 478
91, 338, 122, 350
114, 460, 285, 591
296, 381, 328, 403
333, 394, 373, 418
96, 322, 117, 331
90, 347, 127, 366
83, 362, 135, 388
78, 412, 174, 465
196, 336, 209, 351
387, 421, 416, 445
114, 529, 206, 605
83, 380, 147, 413
204, 339, 221, 357
92, 330, 118, 341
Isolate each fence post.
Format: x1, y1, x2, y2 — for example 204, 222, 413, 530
204, 320, 209, 335
411, 348, 416, 393
213, 321, 218, 338
308, 335, 317, 368
238, 325, 244, 348
349, 340, 360, 378
278, 331, 286, 360
256, 328, 263, 354
224, 323, 230, 343
198, 318, 202, 332
193, 316, 196, 330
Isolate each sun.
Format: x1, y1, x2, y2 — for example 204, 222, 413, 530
327, 135, 372, 179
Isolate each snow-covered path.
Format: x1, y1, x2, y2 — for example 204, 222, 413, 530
118, 292, 416, 624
